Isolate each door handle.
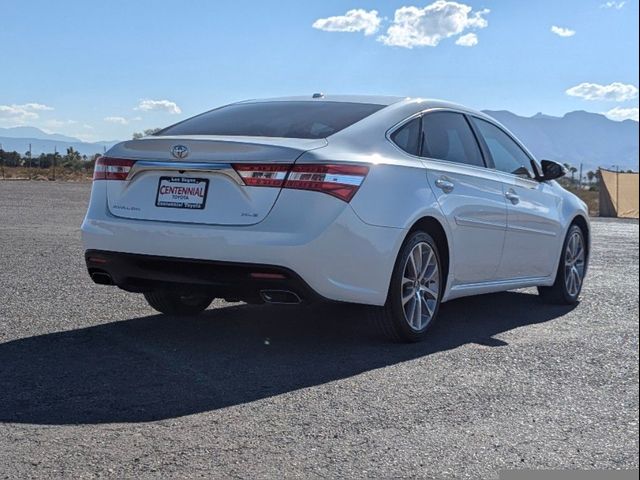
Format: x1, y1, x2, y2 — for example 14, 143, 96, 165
505, 188, 520, 204
435, 177, 454, 193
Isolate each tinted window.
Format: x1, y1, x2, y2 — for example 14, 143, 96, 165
421, 112, 484, 167
391, 117, 421, 156
473, 118, 534, 178
157, 101, 385, 139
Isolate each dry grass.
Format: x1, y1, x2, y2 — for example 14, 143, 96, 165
564, 185, 599, 216
0, 167, 92, 182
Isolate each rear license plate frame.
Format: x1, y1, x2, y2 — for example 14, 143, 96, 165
155, 176, 209, 210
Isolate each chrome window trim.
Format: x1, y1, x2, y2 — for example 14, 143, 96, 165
386, 107, 542, 183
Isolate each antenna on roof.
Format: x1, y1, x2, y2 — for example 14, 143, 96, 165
312, 92, 324, 99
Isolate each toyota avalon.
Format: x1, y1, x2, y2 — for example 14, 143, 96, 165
82, 95, 590, 342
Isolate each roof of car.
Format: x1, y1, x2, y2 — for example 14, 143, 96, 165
236, 94, 487, 118
237, 94, 406, 106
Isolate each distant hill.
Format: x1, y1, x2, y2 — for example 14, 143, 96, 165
483, 110, 639, 172
0, 127, 117, 157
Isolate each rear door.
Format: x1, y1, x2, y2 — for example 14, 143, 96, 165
419, 111, 508, 285
105, 136, 325, 226
470, 117, 563, 279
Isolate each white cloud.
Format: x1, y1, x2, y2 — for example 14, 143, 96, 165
20, 103, 53, 111
136, 99, 181, 114
551, 25, 575, 37
0, 102, 54, 124
104, 116, 129, 125
312, 9, 381, 35
378, 1, 489, 48
604, 106, 639, 121
455, 32, 478, 46
0, 105, 38, 124
566, 82, 638, 101
83, 124, 95, 130
601, 1, 625, 9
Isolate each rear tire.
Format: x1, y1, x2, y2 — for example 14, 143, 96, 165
144, 291, 214, 316
538, 224, 586, 305
370, 231, 443, 342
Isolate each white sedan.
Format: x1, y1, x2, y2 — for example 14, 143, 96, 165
82, 95, 590, 342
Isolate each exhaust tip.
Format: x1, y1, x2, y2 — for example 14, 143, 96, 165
90, 271, 114, 285
260, 290, 301, 305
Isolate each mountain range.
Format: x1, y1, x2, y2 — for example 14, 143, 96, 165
1, 110, 638, 171
0, 127, 117, 157
483, 110, 638, 172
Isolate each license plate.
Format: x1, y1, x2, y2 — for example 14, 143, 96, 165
156, 176, 209, 209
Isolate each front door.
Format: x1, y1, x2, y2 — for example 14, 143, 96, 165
470, 117, 563, 280
500, 176, 563, 278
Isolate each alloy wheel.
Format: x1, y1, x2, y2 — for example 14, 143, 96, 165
401, 242, 440, 331
564, 230, 585, 297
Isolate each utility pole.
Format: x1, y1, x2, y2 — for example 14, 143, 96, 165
616, 165, 620, 217
0, 142, 4, 180
578, 163, 583, 189
52, 145, 57, 181
28, 143, 32, 180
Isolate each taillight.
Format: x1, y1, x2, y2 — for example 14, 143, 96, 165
232, 164, 290, 187
232, 163, 369, 202
93, 157, 136, 180
285, 164, 369, 202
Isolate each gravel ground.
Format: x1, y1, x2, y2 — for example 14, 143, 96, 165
0, 181, 638, 479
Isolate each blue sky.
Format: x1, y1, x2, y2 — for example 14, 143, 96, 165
1, 0, 638, 141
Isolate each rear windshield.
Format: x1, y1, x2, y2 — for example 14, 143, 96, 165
156, 101, 385, 139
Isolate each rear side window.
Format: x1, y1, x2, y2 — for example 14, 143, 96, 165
421, 112, 484, 167
156, 101, 385, 139
390, 117, 421, 156
472, 118, 534, 178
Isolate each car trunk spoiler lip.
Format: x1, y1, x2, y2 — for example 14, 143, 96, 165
106, 135, 328, 162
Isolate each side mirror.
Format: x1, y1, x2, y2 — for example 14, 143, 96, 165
539, 159, 567, 181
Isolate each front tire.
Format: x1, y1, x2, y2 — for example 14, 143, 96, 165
371, 231, 443, 342
144, 291, 214, 316
538, 224, 587, 305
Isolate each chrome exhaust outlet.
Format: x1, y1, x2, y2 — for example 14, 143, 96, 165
90, 271, 114, 285
260, 290, 302, 305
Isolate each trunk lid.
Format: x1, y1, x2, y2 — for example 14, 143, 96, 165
105, 136, 327, 226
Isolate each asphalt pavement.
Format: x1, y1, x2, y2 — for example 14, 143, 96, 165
0, 181, 638, 479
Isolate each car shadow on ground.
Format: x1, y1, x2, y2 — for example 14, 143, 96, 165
0, 291, 575, 425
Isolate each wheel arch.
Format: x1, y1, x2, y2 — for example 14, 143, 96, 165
570, 214, 591, 270
407, 216, 451, 291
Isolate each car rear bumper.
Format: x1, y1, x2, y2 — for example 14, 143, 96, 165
81, 184, 406, 305
85, 250, 322, 304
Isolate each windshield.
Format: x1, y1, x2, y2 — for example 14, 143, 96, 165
156, 101, 385, 139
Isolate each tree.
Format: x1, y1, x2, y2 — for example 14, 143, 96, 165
568, 165, 578, 184
2, 150, 21, 167
586, 170, 596, 183
38, 153, 50, 169
132, 128, 161, 140
63, 147, 83, 171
